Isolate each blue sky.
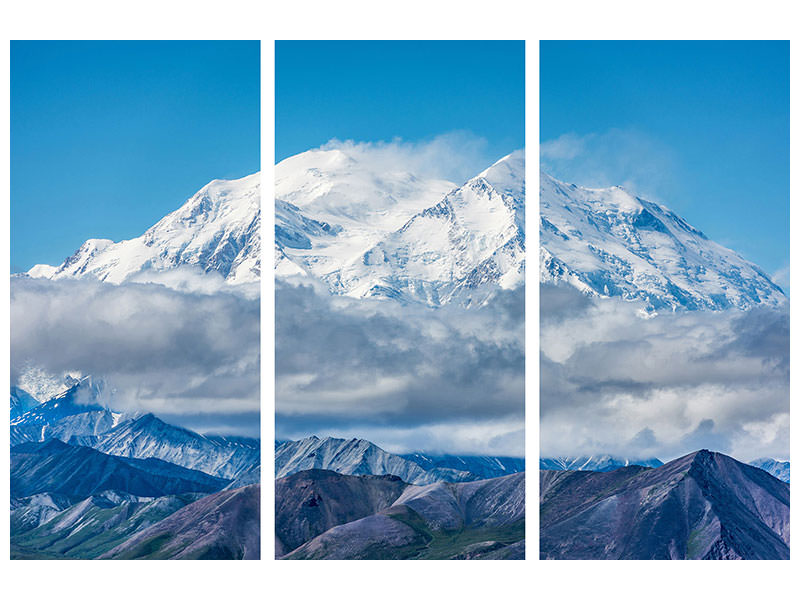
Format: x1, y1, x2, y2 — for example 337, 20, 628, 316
276, 41, 525, 170
11, 41, 260, 272
541, 41, 789, 287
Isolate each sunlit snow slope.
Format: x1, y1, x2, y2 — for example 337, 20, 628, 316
275, 148, 525, 306
27, 173, 260, 285
540, 171, 785, 311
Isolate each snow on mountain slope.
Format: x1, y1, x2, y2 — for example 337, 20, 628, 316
275, 436, 476, 485
749, 458, 790, 483
26, 264, 58, 279
275, 148, 525, 306
10, 387, 39, 421
100, 484, 260, 560
540, 171, 785, 311
275, 148, 454, 283
10, 378, 123, 446
26, 173, 260, 285
89, 413, 259, 480
401, 453, 525, 480
9, 378, 259, 480
539, 455, 663, 472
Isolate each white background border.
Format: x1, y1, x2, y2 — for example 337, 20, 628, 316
1, 1, 797, 598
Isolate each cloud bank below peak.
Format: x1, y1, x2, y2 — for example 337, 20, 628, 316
540, 283, 789, 463
10, 276, 260, 437
275, 280, 525, 456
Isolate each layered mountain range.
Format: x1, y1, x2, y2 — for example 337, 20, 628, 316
539, 453, 789, 483
748, 458, 790, 483
276, 436, 524, 484
539, 170, 789, 560
13, 163, 261, 560
539, 455, 663, 472
25, 173, 260, 285
540, 450, 789, 559
540, 171, 785, 311
273, 148, 527, 558
275, 148, 525, 306
277, 469, 524, 560
10, 378, 260, 559
11, 378, 259, 479
274, 436, 525, 559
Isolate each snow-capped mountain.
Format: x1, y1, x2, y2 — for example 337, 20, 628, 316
10, 377, 123, 446
540, 171, 785, 311
10, 387, 38, 421
539, 455, 663, 472
26, 173, 260, 285
276, 436, 477, 485
400, 453, 525, 480
10, 379, 259, 480
749, 458, 790, 483
276, 148, 525, 306
87, 414, 259, 480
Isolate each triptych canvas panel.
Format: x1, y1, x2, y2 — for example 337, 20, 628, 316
7, 39, 789, 561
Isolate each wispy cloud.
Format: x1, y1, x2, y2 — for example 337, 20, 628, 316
541, 129, 678, 203
771, 264, 790, 296
320, 131, 503, 185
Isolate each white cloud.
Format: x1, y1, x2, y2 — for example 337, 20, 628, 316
771, 264, 790, 295
540, 129, 678, 203
10, 277, 260, 436
275, 280, 525, 456
278, 418, 525, 458
320, 131, 501, 185
540, 284, 789, 463
539, 132, 586, 161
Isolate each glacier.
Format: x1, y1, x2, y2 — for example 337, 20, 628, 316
25, 173, 260, 285
275, 148, 525, 307
540, 171, 785, 312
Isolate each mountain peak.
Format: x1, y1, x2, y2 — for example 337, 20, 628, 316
276, 150, 526, 307
278, 147, 357, 172
133, 412, 159, 425
540, 173, 785, 311
540, 448, 789, 559
26, 172, 260, 285
477, 150, 525, 196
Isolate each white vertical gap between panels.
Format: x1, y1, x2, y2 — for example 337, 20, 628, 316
525, 38, 540, 562
261, 38, 276, 563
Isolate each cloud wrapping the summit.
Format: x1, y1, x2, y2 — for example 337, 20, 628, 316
540, 284, 789, 462
320, 131, 501, 185
540, 128, 678, 202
